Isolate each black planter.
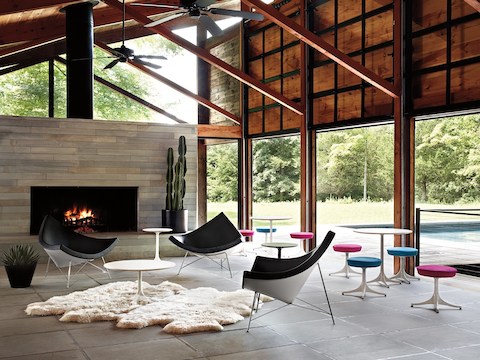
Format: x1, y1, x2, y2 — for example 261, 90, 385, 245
162, 209, 188, 233
5, 264, 37, 288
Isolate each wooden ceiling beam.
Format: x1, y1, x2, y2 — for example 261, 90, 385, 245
95, 40, 241, 125
205, 23, 240, 50
197, 124, 242, 139
0, 3, 165, 45
0, 0, 78, 15
0, 38, 65, 66
243, 0, 400, 99
102, 0, 303, 115
464, 0, 480, 13
0, 22, 153, 64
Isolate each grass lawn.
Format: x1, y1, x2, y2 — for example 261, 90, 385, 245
208, 201, 480, 226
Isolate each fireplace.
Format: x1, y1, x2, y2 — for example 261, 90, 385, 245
30, 186, 138, 234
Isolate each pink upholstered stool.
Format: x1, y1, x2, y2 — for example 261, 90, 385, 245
290, 232, 314, 252
411, 265, 462, 313
329, 244, 362, 278
239, 229, 255, 241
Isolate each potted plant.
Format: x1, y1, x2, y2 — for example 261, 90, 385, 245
1, 244, 39, 288
162, 135, 188, 232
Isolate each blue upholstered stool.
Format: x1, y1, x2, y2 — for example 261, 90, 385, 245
342, 257, 386, 299
387, 247, 420, 284
256, 227, 277, 242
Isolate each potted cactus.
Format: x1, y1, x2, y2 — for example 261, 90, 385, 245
1, 244, 39, 288
162, 135, 188, 232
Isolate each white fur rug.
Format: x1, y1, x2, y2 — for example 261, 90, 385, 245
25, 281, 271, 334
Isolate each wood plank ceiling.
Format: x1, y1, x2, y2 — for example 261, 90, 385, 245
1, 0, 479, 125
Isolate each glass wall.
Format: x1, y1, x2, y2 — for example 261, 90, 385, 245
206, 140, 239, 223
251, 135, 300, 237
415, 114, 480, 267
316, 124, 394, 227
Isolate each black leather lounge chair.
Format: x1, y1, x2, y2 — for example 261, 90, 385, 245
38, 215, 118, 287
168, 212, 243, 277
242, 230, 336, 330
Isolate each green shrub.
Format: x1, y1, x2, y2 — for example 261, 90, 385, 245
1, 244, 39, 266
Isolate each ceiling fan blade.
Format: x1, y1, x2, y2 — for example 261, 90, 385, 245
136, 54, 167, 60
209, 8, 264, 21
145, 11, 187, 28
133, 58, 162, 69
131, 3, 181, 10
196, 0, 216, 8
198, 14, 223, 37
104, 59, 120, 70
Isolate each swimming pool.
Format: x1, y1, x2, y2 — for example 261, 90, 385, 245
419, 221, 480, 243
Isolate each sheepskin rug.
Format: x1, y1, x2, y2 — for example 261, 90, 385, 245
25, 281, 271, 334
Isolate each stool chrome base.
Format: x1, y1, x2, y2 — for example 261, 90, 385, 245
342, 268, 386, 299
411, 278, 462, 313
389, 257, 420, 284
330, 253, 361, 279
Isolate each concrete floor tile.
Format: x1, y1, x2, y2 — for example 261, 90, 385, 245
0, 331, 78, 358
180, 328, 294, 357
0, 350, 88, 360
68, 321, 172, 348
84, 338, 201, 360
208, 344, 331, 360
309, 334, 421, 360
383, 324, 480, 352
436, 344, 480, 360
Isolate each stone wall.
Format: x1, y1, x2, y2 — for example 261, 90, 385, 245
0, 116, 197, 260
210, 36, 241, 124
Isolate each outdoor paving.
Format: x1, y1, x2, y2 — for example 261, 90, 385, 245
1, 227, 480, 359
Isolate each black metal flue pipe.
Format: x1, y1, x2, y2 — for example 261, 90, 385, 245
61, 1, 98, 119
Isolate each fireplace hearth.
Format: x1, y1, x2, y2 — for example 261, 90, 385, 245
30, 186, 138, 235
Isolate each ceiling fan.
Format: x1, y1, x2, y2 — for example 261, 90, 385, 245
104, 0, 167, 69
132, 0, 264, 37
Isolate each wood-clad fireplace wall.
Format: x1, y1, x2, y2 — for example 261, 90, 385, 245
0, 116, 197, 260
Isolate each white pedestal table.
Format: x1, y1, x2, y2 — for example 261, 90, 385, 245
353, 227, 412, 288
104, 259, 175, 302
142, 227, 172, 261
250, 216, 292, 243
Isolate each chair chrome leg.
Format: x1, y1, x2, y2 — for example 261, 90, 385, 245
342, 268, 386, 299
178, 252, 189, 275
247, 292, 260, 332
45, 257, 51, 278
67, 261, 72, 288
102, 257, 112, 279
318, 264, 335, 324
411, 278, 462, 312
224, 253, 233, 278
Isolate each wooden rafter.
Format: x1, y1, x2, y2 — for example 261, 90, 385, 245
101, 0, 304, 115
0, 1, 164, 45
464, 0, 480, 13
95, 40, 241, 125
197, 124, 241, 139
243, 0, 400, 99
0, 0, 76, 15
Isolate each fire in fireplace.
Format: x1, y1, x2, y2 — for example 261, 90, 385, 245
30, 186, 138, 234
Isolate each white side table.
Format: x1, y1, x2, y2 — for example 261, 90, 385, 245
143, 227, 172, 261
251, 216, 292, 242
104, 259, 175, 302
353, 227, 412, 287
